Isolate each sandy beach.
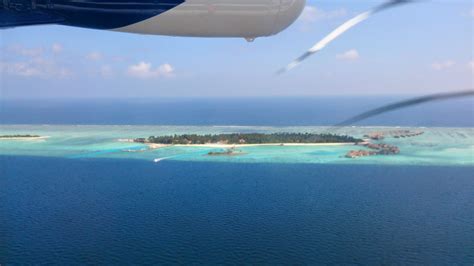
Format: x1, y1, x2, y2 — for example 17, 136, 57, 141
145, 142, 354, 149
0, 136, 49, 141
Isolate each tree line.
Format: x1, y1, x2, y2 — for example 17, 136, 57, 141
134, 133, 362, 145
0, 134, 40, 138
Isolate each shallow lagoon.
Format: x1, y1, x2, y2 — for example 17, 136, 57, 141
1, 125, 472, 165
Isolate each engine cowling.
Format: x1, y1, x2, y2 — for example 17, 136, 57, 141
115, 0, 306, 38
1, 0, 306, 38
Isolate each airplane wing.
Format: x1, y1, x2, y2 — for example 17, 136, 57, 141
0, 10, 63, 28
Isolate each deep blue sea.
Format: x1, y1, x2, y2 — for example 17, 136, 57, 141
1, 97, 474, 264
1, 157, 474, 264
1, 97, 473, 126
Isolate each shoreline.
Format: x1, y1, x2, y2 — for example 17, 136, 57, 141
145, 142, 355, 149
0, 136, 49, 141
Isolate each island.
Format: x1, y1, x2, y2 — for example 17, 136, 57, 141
133, 133, 362, 146
207, 148, 246, 156
0, 134, 47, 140
345, 143, 400, 158
364, 130, 424, 140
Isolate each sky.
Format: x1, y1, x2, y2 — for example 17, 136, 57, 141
0, 0, 473, 99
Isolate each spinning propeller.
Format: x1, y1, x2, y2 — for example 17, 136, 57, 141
278, 0, 415, 74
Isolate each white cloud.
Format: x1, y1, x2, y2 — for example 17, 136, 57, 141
470, 8, 474, 17
336, 49, 360, 61
127, 61, 174, 79
52, 43, 63, 54
158, 64, 174, 76
86, 52, 103, 61
1, 44, 72, 78
0, 61, 41, 77
299, 6, 347, 23
0, 57, 72, 78
431, 60, 455, 71
468, 60, 474, 73
8, 45, 43, 57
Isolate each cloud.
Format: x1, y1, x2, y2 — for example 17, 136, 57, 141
52, 43, 63, 54
86, 52, 103, 61
468, 60, 474, 73
1, 44, 72, 78
336, 49, 360, 61
0, 57, 72, 78
7, 43, 62, 57
299, 6, 347, 23
431, 60, 455, 71
8, 45, 43, 57
127, 61, 174, 79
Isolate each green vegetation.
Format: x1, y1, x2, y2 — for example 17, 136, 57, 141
135, 133, 362, 145
0, 134, 40, 138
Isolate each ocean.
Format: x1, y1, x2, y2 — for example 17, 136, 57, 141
1, 97, 473, 264
1, 97, 473, 126
2, 157, 473, 264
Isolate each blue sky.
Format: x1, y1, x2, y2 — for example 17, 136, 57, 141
1, 0, 472, 98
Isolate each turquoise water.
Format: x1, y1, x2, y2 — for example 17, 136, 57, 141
1, 125, 473, 165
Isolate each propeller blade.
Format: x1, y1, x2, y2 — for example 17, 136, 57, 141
330, 89, 474, 129
277, 0, 415, 74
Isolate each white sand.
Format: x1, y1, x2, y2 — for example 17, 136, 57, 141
146, 142, 354, 149
0, 136, 49, 141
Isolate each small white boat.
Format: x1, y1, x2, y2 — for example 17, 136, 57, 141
154, 158, 164, 163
